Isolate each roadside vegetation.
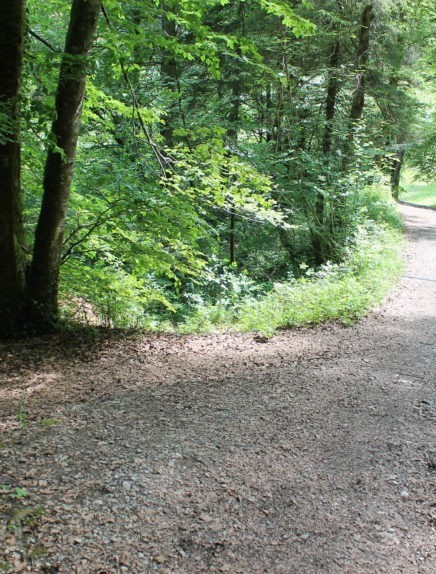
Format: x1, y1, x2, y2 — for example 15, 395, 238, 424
177, 221, 403, 336
60, 183, 404, 335
401, 170, 436, 208
0, 1, 434, 338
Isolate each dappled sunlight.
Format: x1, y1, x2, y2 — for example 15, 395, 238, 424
0, 372, 59, 401
0, 0, 434, 566
1, 206, 434, 572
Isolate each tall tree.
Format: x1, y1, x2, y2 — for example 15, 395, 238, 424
311, 40, 341, 264
25, 0, 102, 329
0, 0, 101, 336
343, 4, 374, 164
0, 0, 26, 333
160, 2, 179, 148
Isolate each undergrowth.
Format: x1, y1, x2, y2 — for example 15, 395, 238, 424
60, 185, 405, 335
400, 169, 436, 208
173, 223, 404, 335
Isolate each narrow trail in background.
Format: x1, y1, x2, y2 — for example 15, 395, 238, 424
1, 204, 435, 573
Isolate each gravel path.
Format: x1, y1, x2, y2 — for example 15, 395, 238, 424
1, 204, 435, 573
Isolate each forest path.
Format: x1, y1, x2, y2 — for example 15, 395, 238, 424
1, 204, 435, 573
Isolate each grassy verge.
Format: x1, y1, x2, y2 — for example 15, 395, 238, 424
62, 187, 405, 336
174, 223, 404, 336
401, 170, 436, 208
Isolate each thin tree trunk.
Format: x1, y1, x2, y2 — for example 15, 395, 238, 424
322, 42, 341, 156
343, 4, 374, 163
312, 41, 341, 264
390, 148, 405, 199
161, 5, 178, 148
0, 0, 26, 335
227, 72, 240, 264
225, 0, 244, 265
229, 209, 236, 264
26, 0, 101, 329
350, 5, 373, 121
334, 4, 373, 233
265, 85, 273, 142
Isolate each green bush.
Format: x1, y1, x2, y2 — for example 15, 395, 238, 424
176, 220, 403, 335
59, 184, 404, 336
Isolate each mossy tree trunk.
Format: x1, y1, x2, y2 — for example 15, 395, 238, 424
26, 0, 102, 330
0, 0, 26, 336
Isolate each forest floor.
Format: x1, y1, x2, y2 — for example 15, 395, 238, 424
0, 204, 435, 574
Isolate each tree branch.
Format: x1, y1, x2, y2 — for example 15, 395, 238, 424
101, 3, 175, 177
28, 29, 59, 52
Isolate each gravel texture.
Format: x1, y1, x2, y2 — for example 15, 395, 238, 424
0, 203, 435, 573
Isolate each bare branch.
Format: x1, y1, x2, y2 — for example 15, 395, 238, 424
29, 29, 59, 52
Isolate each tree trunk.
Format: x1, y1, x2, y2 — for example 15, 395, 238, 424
390, 149, 405, 199
227, 57, 242, 264
229, 209, 236, 264
322, 42, 341, 156
26, 0, 101, 329
161, 5, 178, 148
334, 4, 373, 233
343, 4, 374, 162
312, 41, 341, 264
224, 1, 245, 265
0, 0, 26, 335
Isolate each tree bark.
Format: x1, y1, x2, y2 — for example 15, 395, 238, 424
161, 5, 178, 148
322, 42, 341, 156
225, 2, 245, 265
312, 41, 341, 264
334, 4, 373, 234
343, 4, 374, 163
26, 0, 102, 329
0, 0, 26, 335
229, 209, 236, 264
226, 76, 239, 265
390, 148, 405, 199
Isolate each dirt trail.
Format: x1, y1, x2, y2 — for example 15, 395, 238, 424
1, 204, 435, 573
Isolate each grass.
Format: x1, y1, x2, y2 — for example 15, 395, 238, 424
401, 169, 436, 208
62, 185, 405, 337
174, 222, 404, 336
239, 228, 403, 334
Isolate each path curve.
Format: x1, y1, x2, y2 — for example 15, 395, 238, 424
1, 204, 435, 573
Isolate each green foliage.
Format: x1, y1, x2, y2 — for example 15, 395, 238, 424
177, 221, 403, 335
258, 0, 316, 37
401, 169, 436, 207
60, 259, 174, 327
173, 262, 264, 333
172, 186, 403, 335
408, 116, 436, 180
0, 485, 29, 500
9, 0, 431, 335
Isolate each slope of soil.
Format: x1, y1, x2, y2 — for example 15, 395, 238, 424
0, 204, 435, 573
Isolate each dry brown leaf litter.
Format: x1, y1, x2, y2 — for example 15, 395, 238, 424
0, 204, 435, 573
